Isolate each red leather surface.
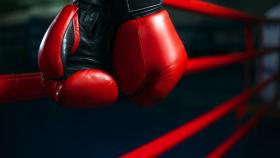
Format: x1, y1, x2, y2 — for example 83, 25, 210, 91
113, 10, 188, 106
38, 4, 79, 79
0, 73, 46, 103
70, 13, 80, 54
42, 69, 119, 108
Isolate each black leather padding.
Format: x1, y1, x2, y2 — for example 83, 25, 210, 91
63, 3, 114, 78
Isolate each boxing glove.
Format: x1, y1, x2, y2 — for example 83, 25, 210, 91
38, 0, 118, 108
112, 0, 188, 106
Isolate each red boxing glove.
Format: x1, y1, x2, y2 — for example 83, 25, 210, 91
112, 0, 188, 106
38, 0, 118, 108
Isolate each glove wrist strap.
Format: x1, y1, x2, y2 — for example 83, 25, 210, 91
111, 0, 162, 22
73, 0, 105, 6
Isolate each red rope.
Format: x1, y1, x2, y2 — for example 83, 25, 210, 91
0, 73, 46, 103
164, 0, 261, 22
120, 74, 278, 158
207, 104, 272, 158
185, 47, 280, 75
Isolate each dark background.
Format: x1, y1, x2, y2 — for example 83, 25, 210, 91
0, 0, 280, 158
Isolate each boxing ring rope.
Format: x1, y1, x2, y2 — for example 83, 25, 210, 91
206, 102, 274, 158
185, 47, 280, 75
0, 73, 46, 103
164, 0, 279, 22
0, 0, 280, 157
120, 74, 278, 158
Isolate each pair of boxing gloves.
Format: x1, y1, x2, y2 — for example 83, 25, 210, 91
38, 0, 187, 108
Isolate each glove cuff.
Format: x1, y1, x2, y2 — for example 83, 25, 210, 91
111, 0, 163, 21
73, 0, 105, 6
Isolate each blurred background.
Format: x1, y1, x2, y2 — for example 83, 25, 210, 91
0, 0, 280, 158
